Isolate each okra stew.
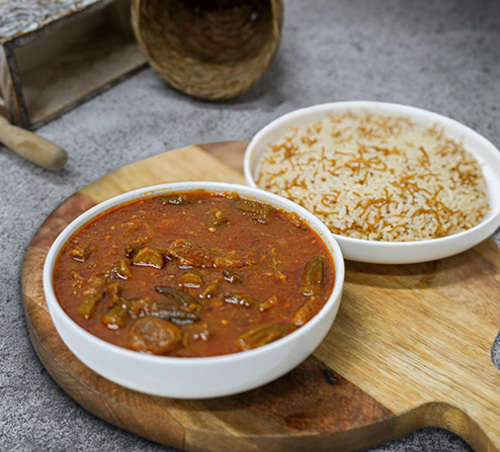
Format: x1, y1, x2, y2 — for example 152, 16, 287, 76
53, 190, 335, 357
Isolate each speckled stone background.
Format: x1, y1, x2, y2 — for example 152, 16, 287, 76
1, 0, 499, 451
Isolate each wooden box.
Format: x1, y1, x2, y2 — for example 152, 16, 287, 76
0, 0, 147, 129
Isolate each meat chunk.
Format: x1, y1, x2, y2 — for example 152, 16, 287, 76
232, 199, 276, 224
68, 241, 94, 262
129, 317, 183, 355
133, 247, 164, 268
115, 258, 133, 279
167, 239, 255, 268
106, 283, 122, 307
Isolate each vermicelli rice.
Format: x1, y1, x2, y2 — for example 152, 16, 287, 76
256, 111, 489, 241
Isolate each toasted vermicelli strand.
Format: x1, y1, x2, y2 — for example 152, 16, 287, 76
257, 111, 489, 242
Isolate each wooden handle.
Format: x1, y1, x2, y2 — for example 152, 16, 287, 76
0, 116, 67, 170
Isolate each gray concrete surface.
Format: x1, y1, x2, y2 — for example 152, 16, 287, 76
1, 0, 499, 451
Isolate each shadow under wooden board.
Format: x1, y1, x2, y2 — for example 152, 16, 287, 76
22, 141, 500, 452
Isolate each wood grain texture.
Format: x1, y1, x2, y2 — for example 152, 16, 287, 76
0, 116, 68, 170
1, 0, 147, 128
22, 142, 500, 452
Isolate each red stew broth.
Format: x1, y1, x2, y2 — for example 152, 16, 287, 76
53, 190, 335, 357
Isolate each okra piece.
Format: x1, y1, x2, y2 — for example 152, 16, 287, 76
102, 300, 132, 329
159, 194, 194, 205
156, 286, 199, 307
77, 292, 102, 320
222, 269, 242, 284
258, 295, 278, 312
232, 199, 276, 224
285, 211, 307, 229
212, 209, 229, 226
77, 276, 105, 319
236, 324, 295, 350
153, 304, 200, 325
300, 256, 324, 296
224, 292, 257, 308
292, 297, 317, 326
199, 283, 219, 300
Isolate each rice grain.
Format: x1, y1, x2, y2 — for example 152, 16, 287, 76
256, 111, 489, 242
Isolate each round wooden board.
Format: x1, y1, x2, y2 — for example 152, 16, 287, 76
22, 142, 500, 452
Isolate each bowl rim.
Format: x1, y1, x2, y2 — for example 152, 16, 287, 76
243, 101, 500, 263
43, 180, 345, 366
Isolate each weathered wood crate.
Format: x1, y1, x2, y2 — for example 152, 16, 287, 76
0, 0, 147, 129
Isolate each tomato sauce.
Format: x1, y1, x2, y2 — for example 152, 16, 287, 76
53, 190, 335, 357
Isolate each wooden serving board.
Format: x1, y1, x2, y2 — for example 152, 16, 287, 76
22, 141, 500, 452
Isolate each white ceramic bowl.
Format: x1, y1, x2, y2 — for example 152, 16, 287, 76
244, 101, 500, 264
43, 181, 344, 399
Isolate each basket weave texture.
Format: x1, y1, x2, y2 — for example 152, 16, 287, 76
131, 0, 283, 100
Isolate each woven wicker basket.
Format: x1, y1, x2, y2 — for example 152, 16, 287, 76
131, 0, 283, 100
